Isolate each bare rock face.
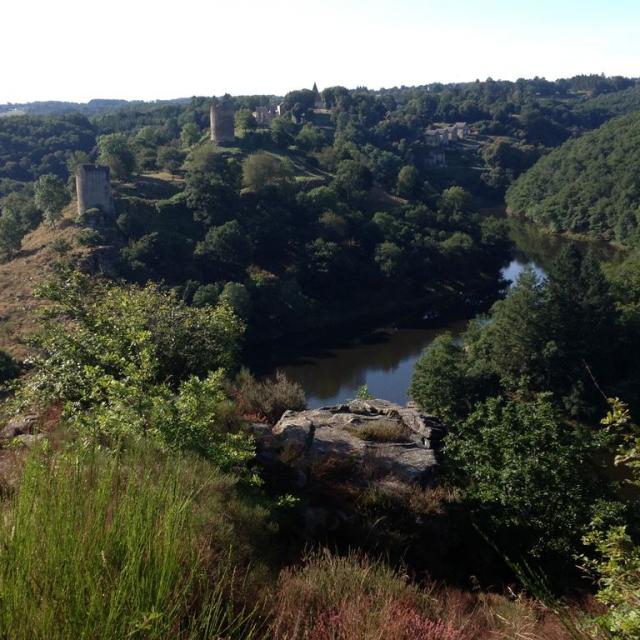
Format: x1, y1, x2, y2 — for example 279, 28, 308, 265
261, 399, 446, 487
0, 415, 38, 441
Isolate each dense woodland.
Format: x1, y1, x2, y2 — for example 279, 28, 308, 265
0, 74, 639, 639
506, 110, 640, 242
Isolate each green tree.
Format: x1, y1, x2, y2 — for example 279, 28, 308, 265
33, 174, 71, 227
396, 165, 420, 199
235, 109, 257, 134
584, 399, 640, 639
270, 117, 296, 148
446, 394, 612, 563
17, 270, 249, 464
242, 153, 293, 192
156, 146, 185, 176
439, 186, 473, 214
0, 211, 25, 260
219, 282, 252, 321
410, 332, 484, 421
1, 191, 41, 232
97, 133, 136, 179
195, 220, 251, 278
180, 122, 201, 148
0, 350, 19, 384
295, 124, 325, 151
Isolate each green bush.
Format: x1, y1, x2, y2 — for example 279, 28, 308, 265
445, 394, 616, 563
0, 350, 19, 384
16, 270, 250, 467
232, 368, 306, 423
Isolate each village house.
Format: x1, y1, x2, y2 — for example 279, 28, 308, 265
425, 122, 470, 146
253, 105, 277, 126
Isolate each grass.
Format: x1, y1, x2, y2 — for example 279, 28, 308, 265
0, 203, 82, 359
347, 418, 413, 443
0, 444, 268, 640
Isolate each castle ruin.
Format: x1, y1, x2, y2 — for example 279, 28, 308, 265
210, 96, 236, 144
76, 164, 115, 220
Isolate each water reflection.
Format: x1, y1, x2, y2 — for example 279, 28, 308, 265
279, 322, 466, 407
272, 220, 623, 409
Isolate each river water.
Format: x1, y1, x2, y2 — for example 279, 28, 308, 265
272, 221, 620, 408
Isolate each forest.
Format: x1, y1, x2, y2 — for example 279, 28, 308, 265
0, 73, 639, 639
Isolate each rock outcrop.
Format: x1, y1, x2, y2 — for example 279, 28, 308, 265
255, 399, 446, 487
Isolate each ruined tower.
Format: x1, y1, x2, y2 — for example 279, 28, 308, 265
210, 96, 236, 144
76, 164, 115, 220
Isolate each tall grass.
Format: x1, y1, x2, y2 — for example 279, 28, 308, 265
0, 445, 265, 640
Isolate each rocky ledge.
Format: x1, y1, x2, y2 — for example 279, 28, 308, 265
254, 398, 446, 487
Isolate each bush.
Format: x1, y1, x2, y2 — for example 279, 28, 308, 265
271, 551, 574, 640
232, 368, 306, 423
0, 350, 19, 384
16, 270, 250, 467
445, 394, 615, 564
75, 227, 104, 247
0, 447, 269, 640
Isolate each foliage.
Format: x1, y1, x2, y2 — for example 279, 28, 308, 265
412, 248, 627, 420
445, 394, 613, 562
236, 108, 257, 134
0, 210, 24, 259
507, 111, 640, 243
232, 368, 306, 423
97, 133, 136, 179
17, 270, 249, 465
157, 145, 185, 175
0, 114, 95, 181
0, 349, 19, 384
583, 399, 640, 639
242, 152, 293, 192
33, 174, 70, 226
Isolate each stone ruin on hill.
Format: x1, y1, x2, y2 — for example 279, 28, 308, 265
75, 164, 115, 225
210, 96, 236, 144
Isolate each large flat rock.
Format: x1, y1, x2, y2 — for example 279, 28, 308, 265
262, 399, 446, 486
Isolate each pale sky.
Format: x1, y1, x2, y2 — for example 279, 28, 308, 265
2, 0, 639, 103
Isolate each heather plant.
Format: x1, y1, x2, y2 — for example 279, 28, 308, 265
232, 368, 306, 423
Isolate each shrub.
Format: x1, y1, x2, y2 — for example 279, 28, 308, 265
232, 368, 306, 423
445, 394, 615, 564
348, 418, 412, 442
75, 227, 104, 247
0, 349, 19, 384
16, 270, 250, 467
271, 551, 462, 640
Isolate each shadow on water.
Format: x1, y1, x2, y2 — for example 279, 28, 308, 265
262, 218, 625, 409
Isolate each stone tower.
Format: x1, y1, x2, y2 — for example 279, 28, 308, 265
210, 96, 236, 144
76, 164, 115, 220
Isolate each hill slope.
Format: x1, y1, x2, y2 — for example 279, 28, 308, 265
506, 110, 640, 243
0, 205, 81, 358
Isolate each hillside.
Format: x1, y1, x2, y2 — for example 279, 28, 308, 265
0, 204, 81, 358
506, 110, 640, 243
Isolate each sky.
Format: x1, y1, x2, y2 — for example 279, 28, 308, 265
2, 0, 639, 103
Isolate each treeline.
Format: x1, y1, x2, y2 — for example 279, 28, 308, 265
111, 146, 509, 344
506, 110, 640, 243
410, 245, 640, 632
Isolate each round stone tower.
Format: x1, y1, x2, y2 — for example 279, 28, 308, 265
210, 96, 236, 144
76, 164, 115, 220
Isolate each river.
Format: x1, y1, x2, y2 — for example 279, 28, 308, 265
270, 220, 620, 408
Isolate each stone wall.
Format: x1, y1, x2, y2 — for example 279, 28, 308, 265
209, 97, 236, 144
76, 164, 115, 220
